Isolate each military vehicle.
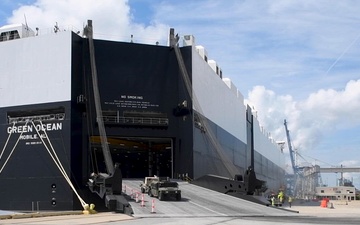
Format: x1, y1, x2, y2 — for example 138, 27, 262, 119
148, 180, 181, 201
140, 176, 160, 194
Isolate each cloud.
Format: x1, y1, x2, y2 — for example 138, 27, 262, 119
7, 0, 169, 44
246, 79, 360, 156
339, 160, 359, 167
149, 0, 360, 100
300, 79, 360, 127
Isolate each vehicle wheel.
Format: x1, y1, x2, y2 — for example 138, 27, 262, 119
158, 192, 163, 201
148, 189, 153, 197
176, 193, 181, 201
141, 188, 145, 193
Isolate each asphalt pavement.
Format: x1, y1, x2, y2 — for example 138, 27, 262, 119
1, 180, 360, 224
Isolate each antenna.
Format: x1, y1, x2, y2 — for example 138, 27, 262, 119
24, 14, 29, 37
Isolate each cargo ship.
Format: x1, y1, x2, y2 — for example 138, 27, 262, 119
0, 21, 285, 211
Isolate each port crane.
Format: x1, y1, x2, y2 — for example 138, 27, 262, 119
284, 119, 298, 197
284, 119, 321, 199
284, 119, 308, 198
284, 119, 298, 175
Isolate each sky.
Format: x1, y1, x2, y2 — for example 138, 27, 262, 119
1, 0, 360, 188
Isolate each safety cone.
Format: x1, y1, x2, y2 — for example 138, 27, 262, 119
151, 199, 156, 213
141, 194, 145, 207
135, 192, 139, 203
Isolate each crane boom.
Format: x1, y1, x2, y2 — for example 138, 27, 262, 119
284, 119, 296, 174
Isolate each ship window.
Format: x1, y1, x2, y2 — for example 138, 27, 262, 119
9, 31, 20, 40
0, 30, 20, 42
0, 32, 7, 42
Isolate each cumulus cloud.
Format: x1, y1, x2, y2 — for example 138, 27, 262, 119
340, 160, 360, 167
246, 79, 360, 158
301, 79, 360, 127
7, 0, 169, 44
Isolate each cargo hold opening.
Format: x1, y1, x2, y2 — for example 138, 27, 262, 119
90, 137, 173, 178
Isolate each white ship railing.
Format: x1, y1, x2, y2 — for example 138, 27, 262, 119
102, 116, 168, 126
8, 113, 65, 124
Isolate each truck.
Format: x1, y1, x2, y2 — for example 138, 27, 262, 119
148, 180, 181, 201
140, 176, 160, 194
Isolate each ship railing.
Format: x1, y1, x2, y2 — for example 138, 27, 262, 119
8, 113, 65, 124
36, 25, 81, 36
102, 116, 169, 127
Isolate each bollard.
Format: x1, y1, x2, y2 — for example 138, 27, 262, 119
135, 192, 139, 203
124, 185, 126, 194
151, 199, 156, 213
141, 194, 145, 207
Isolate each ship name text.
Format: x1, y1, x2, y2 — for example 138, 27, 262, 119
7, 122, 63, 134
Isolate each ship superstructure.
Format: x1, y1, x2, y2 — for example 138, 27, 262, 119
0, 22, 285, 211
